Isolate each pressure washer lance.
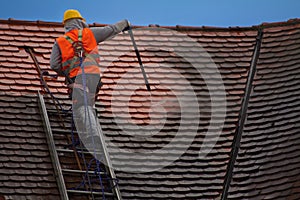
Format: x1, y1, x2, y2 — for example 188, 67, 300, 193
126, 26, 151, 91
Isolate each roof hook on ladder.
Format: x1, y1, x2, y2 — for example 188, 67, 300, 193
24, 46, 65, 127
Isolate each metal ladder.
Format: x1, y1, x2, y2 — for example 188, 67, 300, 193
37, 91, 122, 200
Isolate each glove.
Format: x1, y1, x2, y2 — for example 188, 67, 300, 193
122, 20, 131, 32
115, 19, 131, 33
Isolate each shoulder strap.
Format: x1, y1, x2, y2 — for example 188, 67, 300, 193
78, 29, 83, 42
64, 29, 84, 57
64, 29, 82, 43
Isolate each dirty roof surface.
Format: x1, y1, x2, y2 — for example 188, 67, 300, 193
0, 18, 300, 199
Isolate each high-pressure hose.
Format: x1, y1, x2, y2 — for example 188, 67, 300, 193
127, 26, 151, 91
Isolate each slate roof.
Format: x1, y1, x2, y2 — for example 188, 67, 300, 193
0, 18, 299, 199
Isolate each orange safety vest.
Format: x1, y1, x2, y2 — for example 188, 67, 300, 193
56, 28, 100, 78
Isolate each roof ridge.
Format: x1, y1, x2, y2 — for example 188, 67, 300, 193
0, 18, 63, 27
171, 18, 300, 31
0, 17, 300, 31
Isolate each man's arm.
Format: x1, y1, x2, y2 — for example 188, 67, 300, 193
91, 19, 129, 43
50, 42, 64, 76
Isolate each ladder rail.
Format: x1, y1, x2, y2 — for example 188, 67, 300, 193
95, 117, 122, 200
38, 91, 69, 200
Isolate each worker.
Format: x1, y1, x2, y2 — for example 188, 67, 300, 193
50, 9, 130, 157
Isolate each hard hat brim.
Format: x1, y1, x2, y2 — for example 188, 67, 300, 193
63, 17, 86, 24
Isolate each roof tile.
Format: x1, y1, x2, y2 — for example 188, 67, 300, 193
23, 25, 40, 31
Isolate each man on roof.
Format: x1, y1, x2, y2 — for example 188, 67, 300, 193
50, 9, 130, 156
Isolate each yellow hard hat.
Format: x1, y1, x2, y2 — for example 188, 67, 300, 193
63, 9, 85, 24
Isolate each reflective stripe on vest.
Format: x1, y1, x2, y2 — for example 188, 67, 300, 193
56, 28, 100, 78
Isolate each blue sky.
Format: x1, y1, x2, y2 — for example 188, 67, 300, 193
0, 0, 299, 27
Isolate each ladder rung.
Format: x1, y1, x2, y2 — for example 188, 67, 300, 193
62, 169, 105, 175
47, 111, 72, 119
47, 109, 72, 114
67, 189, 114, 196
57, 148, 82, 153
57, 148, 103, 155
52, 128, 77, 134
